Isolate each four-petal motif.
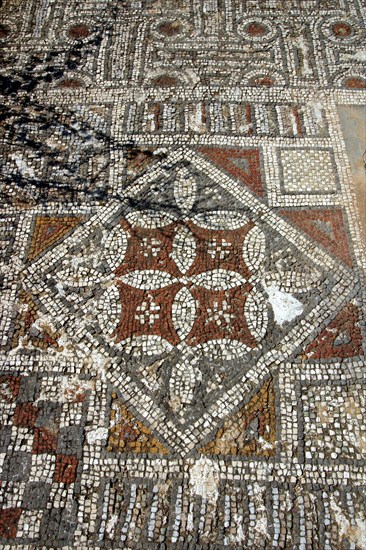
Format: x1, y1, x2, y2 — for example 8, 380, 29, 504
104, 215, 268, 354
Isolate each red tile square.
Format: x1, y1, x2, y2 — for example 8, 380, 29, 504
0, 376, 21, 403
53, 454, 78, 483
0, 507, 22, 539
32, 427, 58, 454
13, 402, 39, 428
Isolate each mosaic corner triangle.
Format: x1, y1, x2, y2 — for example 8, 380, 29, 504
199, 378, 277, 458
107, 392, 171, 456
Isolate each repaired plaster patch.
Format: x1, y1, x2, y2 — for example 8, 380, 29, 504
86, 427, 109, 445
189, 457, 220, 505
264, 284, 304, 326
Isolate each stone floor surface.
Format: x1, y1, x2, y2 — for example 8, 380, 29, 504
0, 0, 365, 548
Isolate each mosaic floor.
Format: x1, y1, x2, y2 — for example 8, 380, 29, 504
0, 0, 366, 548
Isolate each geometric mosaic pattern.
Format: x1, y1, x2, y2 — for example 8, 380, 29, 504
0, 0, 365, 547
21, 148, 360, 455
279, 148, 338, 194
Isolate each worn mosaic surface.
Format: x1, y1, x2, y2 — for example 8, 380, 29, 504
0, 0, 365, 548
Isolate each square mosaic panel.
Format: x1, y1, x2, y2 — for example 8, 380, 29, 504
279, 148, 339, 195
21, 147, 359, 455
302, 383, 366, 463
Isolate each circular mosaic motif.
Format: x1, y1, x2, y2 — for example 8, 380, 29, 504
157, 21, 182, 37
57, 78, 83, 88
331, 21, 352, 37
150, 74, 179, 87
0, 24, 10, 39
249, 75, 275, 87
152, 17, 189, 40
321, 16, 363, 44
245, 22, 269, 36
68, 24, 90, 39
238, 18, 277, 42
345, 76, 366, 89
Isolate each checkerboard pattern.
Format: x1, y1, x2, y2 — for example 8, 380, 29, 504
280, 149, 338, 194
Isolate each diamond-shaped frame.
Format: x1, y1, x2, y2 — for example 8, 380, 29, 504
23, 147, 358, 456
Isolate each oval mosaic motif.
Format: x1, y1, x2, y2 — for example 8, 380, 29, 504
68, 24, 90, 39
97, 285, 122, 336
174, 168, 197, 213
190, 269, 246, 290
126, 210, 177, 229
171, 226, 197, 274
101, 225, 128, 271
190, 211, 250, 230
238, 17, 278, 42
171, 287, 196, 340
116, 335, 173, 357
56, 265, 107, 286
202, 338, 252, 360
243, 225, 266, 272
119, 269, 178, 290
321, 16, 362, 44
244, 290, 269, 342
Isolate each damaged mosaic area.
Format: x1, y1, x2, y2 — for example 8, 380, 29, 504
0, 0, 365, 548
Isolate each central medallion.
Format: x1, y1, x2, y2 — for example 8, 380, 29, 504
101, 215, 266, 354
